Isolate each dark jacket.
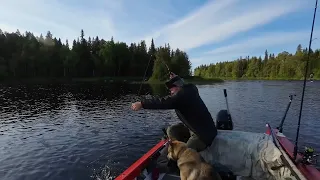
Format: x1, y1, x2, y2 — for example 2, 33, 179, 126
141, 83, 217, 146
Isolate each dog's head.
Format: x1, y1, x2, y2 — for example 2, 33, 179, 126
167, 140, 188, 161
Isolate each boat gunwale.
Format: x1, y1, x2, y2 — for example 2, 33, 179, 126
266, 123, 307, 180
115, 124, 320, 180
114, 139, 168, 180
267, 123, 320, 180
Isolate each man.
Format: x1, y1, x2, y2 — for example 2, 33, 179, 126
131, 73, 218, 172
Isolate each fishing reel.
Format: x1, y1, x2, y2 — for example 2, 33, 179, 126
299, 146, 319, 165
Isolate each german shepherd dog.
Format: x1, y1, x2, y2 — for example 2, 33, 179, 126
167, 140, 222, 180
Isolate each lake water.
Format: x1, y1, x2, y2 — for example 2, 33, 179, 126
0, 80, 319, 180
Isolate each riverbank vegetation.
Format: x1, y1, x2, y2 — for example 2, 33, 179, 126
0, 29, 202, 83
194, 45, 319, 80
138, 75, 224, 85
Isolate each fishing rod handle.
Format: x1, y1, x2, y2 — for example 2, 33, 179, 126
289, 94, 297, 101
224, 89, 227, 97
169, 72, 176, 78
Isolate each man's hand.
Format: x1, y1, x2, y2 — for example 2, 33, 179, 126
169, 72, 176, 79
131, 102, 142, 111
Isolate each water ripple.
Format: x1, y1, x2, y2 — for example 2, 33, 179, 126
0, 81, 319, 180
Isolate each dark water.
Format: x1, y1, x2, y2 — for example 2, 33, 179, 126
0, 80, 319, 180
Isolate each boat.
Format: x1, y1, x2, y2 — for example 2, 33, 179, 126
115, 88, 320, 180
115, 0, 320, 179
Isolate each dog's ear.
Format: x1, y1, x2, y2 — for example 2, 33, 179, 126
168, 139, 177, 150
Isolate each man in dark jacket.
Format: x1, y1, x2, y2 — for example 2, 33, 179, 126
132, 73, 217, 150
131, 73, 218, 172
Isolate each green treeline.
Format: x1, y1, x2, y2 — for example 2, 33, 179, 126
194, 45, 320, 80
0, 29, 191, 81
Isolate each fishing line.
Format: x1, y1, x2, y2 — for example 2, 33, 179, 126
137, 55, 154, 96
137, 56, 172, 96
161, 60, 171, 75
87, 55, 155, 166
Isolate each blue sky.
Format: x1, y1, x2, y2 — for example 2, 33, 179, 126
1, 0, 320, 71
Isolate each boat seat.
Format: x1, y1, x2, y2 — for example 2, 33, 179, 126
162, 174, 181, 180
161, 163, 237, 180
213, 162, 237, 180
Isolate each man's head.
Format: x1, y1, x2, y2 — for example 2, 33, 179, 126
169, 86, 180, 95
165, 74, 184, 95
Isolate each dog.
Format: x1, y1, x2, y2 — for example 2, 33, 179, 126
167, 140, 222, 180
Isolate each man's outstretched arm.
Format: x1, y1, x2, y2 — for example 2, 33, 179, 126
141, 94, 180, 109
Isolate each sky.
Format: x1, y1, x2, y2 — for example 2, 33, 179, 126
1, 0, 320, 71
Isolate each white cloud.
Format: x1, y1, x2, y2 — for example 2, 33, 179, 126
1, 0, 308, 50
0, 0, 119, 42
190, 29, 320, 69
205, 31, 312, 55
148, 0, 307, 51
190, 53, 244, 70
0, 0, 314, 63
0, 0, 187, 45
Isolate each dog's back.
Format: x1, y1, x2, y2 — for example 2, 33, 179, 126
200, 163, 222, 180
167, 140, 222, 180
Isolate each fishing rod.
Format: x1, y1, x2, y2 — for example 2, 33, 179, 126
162, 60, 171, 74
293, 0, 318, 161
277, 94, 296, 133
137, 54, 173, 96
137, 54, 154, 96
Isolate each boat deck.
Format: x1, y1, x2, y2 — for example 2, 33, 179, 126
156, 172, 240, 180
161, 174, 180, 180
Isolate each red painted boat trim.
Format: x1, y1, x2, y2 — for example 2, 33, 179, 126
266, 124, 320, 180
115, 139, 168, 180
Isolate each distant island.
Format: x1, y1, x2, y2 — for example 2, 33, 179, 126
194, 45, 319, 81
0, 28, 224, 84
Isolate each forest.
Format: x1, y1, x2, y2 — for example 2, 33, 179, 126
0, 29, 192, 81
194, 45, 320, 80
2, 28, 318, 82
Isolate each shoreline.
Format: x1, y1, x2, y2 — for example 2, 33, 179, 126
0, 76, 224, 84
0, 76, 316, 85
215, 77, 318, 81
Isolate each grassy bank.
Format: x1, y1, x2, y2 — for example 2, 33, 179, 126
137, 76, 224, 85
72, 76, 144, 82
182, 76, 224, 84
0, 77, 144, 84
213, 76, 319, 81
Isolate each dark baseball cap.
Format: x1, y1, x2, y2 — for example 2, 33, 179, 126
165, 75, 184, 89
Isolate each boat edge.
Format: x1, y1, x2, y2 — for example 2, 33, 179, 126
115, 139, 168, 180
266, 123, 320, 180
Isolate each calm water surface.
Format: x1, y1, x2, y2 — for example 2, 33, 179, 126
0, 80, 319, 180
